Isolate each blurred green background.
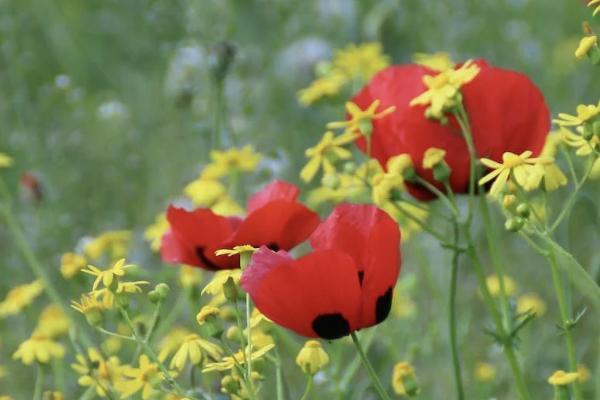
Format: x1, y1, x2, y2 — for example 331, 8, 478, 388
0, 0, 599, 398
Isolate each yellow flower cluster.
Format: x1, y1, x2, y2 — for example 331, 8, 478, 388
0, 280, 44, 318
298, 42, 390, 106
84, 230, 132, 261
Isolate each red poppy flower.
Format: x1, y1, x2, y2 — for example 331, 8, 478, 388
161, 180, 320, 270
241, 204, 401, 339
352, 59, 550, 199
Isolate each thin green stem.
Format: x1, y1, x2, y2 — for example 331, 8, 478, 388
133, 300, 163, 361
546, 248, 582, 400
33, 364, 44, 400
415, 176, 459, 217
454, 104, 477, 227
449, 220, 465, 400
153, 291, 186, 342
350, 331, 392, 400
245, 293, 256, 394
391, 200, 451, 246
300, 374, 314, 400
213, 78, 224, 149
96, 327, 135, 341
274, 350, 285, 400
339, 327, 377, 390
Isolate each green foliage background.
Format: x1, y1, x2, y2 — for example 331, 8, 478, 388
0, 0, 599, 398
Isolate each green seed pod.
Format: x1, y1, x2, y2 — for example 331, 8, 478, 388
505, 217, 524, 232
516, 203, 530, 218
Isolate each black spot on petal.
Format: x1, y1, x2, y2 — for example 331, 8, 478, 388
312, 313, 351, 340
375, 287, 394, 324
358, 271, 365, 286
195, 247, 220, 271
267, 242, 280, 252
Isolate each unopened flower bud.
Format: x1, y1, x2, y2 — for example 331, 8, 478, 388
223, 277, 239, 301
149, 283, 170, 304
502, 194, 517, 208
516, 203, 530, 218
392, 361, 419, 397
343, 161, 356, 173
582, 124, 594, 141
296, 340, 329, 375
321, 173, 340, 189
505, 217, 524, 232
225, 325, 242, 342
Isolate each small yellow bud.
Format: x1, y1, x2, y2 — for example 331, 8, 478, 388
548, 370, 580, 386
392, 361, 419, 396
485, 274, 516, 297
295, 340, 329, 375
422, 148, 446, 169
576, 364, 591, 383
474, 362, 496, 382
517, 293, 547, 316
575, 35, 598, 59
197, 306, 220, 325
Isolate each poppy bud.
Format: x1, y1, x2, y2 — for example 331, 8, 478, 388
505, 217, 524, 232
295, 340, 329, 375
516, 203, 530, 218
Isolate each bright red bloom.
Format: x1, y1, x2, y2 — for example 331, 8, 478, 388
352, 59, 550, 199
241, 204, 401, 340
161, 180, 320, 270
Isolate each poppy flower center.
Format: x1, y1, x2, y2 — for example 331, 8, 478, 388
194, 247, 220, 270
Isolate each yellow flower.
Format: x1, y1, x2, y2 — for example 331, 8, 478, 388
72, 348, 124, 397
249, 308, 271, 328
327, 100, 396, 136
144, 213, 169, 252
158, 327, 193, 362
485, 274, 516, 297
548, 370, 580, 386
84, 230, 132, 261
577, 364, 591, 383
60, 252, 88, 279
590, 0, 600, 15
422, 147, 447, 169
410, 60, 480, 120
0, 153, 13, 168
71, 294, 106, 315
42, 392, 63, 400
201, 146, 262, 179
474, 362, 496, 382
211, 196, 244, 217
118, 355, 164, 400
560, 127, 599, 156
478, 151, 551, 196
203, 344, 275, 372
370, 155, 413, 206
202, 270, 242, 297
298, 72, 347, 106
517, 293, 547, 316
169, 334, 223, 370
524, 162, 568, 192
81, 258, 133, 291
13, 332, 65, 365
0, 280, 44, 318
179, 265, 203, 289
575, 35, 598, 59
300, 131, 357, 182
541, 132, 563, 158
184, 178, 227, 207
296, 340, 329, 375
215, 245, 258, 257
91, 281, 149, 308
37, 305, 70, 338
413, 52, 455, 72
332, 42, 390, 81
196, 305, 220, 325
392, 362, 418, 396
553, 103, 600, 127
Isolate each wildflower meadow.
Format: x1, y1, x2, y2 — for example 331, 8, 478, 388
1, 1, 600, 399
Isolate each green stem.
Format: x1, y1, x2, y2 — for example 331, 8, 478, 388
300, 374, 314, 400
391, 200, 452, 246
274, 350, 286, 400
33, 364, 44, 400
339, 327, 377, 390
245, 293, 256, 394
133, 300, 162, 361
153, 291, 186, 343
350, 331, 392, 400
213, 78, 224, 149
546, 248, 582, 400
449, 221, 465, 400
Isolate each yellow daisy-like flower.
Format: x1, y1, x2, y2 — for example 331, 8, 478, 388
184, 178, 227, 207
0, 153, 13, 168
210, 196, 245, 217
560, 127, 599, 156
215, 245, 258, 257
203, 344, 275, 372
196, 305, 221, 325
327, 100, 396, 136
158, 327, 193, 362
296, 340, 329, 375
524, 162, 568, 192
410, 60, 480, 120
422, 147, 447, 169
117, 355, 164, 400
478, 151, 551, 196
575, 35, 598, 59
36, 305, 70, 338
144, 213, 169, 252
485, 274, 517, 297
72, 348, 124, 398
391, 361, 417, 396
516, 293, 547, 316
412, 52, 455, 72
84, 230, 132, 261
71, 294, 106, 315
202, 146, 262, 179
169, 334, 223, 370
332, 42, 390, 81
0, 280, 44, 318
201, 270, 242, 296
60, 252, 88, 279
81, 258, 133, 291
548, 370, 580, 386
300, 131, 356, 182
474, 362, 496, 382
91, 281, 149, 308
553, 103, 600, 127
297, 72, 347, 106
12, 332, 65, 365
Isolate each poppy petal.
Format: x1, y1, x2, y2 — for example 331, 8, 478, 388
241, 247, 362, 339
246, 180, 300, 213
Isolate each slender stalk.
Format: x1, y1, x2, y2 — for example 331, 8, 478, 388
245, 293, 256, 393
449, 220, 465, 400
350, 331, 392, 400
153, 291, 186, 342
339, 327, 378, 390
213, 78, 224, 149
133, 300, 163, 361
33, 364, 44, 400
391, 200, 451, 246
300, 375, 314, 400
274, 350, 285, 400
546, 248, 582, 400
